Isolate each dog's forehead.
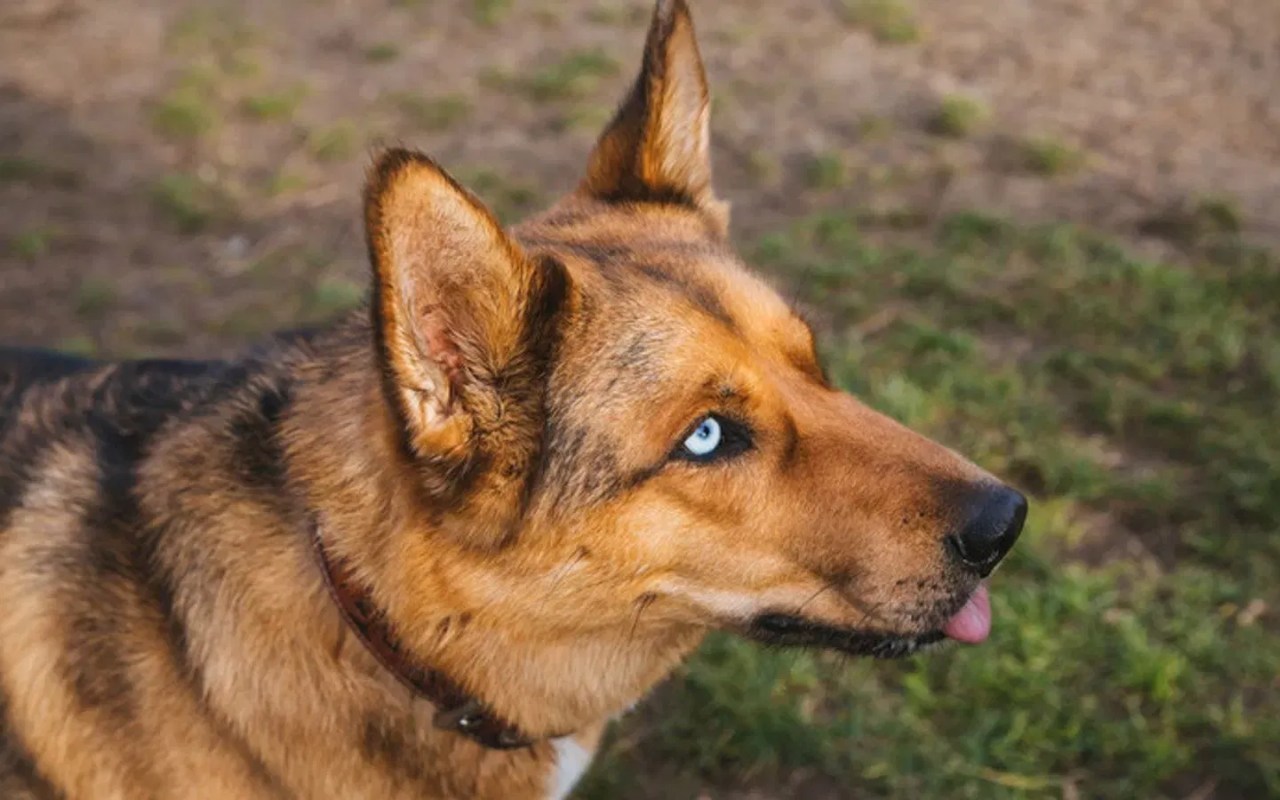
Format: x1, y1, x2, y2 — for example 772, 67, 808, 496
517, 203, 807, 351
513, 204, 826, 436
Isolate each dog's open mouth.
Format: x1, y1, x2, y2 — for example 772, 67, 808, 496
745, 584, 993, 659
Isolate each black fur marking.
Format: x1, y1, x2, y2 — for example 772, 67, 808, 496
536, 413, 626, 508
532, 208, 591, 229
64, 361, 216, 719
632, 262, 735, 329
42, 359, 222, 721
0, 422, 55, 533
360, 717, 430, 788
0, 691, 64, 799
0, 347, 95, 397
779, 414, 800, 469
0, 348, 98, 531
228, 380, 294, 493
518, 238, 636, 265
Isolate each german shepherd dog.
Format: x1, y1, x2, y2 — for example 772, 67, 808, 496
0, 1, 1026, 797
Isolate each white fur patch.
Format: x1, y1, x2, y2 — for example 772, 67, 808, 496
547, 735, 593, 800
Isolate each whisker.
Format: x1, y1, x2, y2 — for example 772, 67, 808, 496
627, 593, 657, 646
796, 583, 833, 616
534, 548, 588, 614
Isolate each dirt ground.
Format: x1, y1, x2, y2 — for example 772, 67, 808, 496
2, 0, 1277, 359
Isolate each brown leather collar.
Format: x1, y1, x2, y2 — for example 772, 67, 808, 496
310, 524, 537, 750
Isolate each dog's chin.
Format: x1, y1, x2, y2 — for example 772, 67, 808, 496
743, 613, 949, 659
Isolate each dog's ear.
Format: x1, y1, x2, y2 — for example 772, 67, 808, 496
364, 148, 568, 548
581, 0, 729, 234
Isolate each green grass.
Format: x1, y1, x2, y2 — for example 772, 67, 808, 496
152, 82, 218, 140
457, 167, 539, 225
56, 336, 97, 358
391, 93, 472, 131
0, 157, 45, 183
1020, 136, 1084, 176
307, 121, 360, 162
1143, 195, 1245, 245
363, 42, 400, 63
928, 95, 988, 138
838, 0, 921, 44
8, 228, 55, 260
303, 277, 365, 319
74, 277, 117, 319
518, 49, 620, 102
471, 0, 512, 26
1193, 195, 1242, 234
264, 170, 307, 197
151, 173, 226, 233
0, 156, 78, 187
575, 214, 1280, 799
241, 86, 307, 121
803, 152, 848, 191
857, 114, 894, 140
586, 2, 647, 26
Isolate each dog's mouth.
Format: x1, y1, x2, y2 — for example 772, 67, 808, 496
744, 584, 993, 659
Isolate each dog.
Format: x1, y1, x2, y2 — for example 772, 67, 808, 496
0, 1, 1026, 797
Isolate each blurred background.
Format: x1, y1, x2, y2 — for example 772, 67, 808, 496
2, 0, 1277, 797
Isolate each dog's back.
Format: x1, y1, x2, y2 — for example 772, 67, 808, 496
0, 347, 297, 799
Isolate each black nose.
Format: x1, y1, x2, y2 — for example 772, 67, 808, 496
946, 485, 1027, 576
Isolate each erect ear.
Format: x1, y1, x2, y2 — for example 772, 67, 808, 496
364, 149, 568, 548
580, 0, 729, 234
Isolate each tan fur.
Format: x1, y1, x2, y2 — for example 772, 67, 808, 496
0, 2, 1021, 798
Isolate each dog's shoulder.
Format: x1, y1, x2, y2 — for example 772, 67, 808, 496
0, 340, 311, 531
1, 346, 221, 449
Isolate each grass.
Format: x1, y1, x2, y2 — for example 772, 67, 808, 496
74, 277, 117, 319
151, 173, 226, 233
1193, 195, 1242, 234
586, 2, 647, 26
241, 86, 307, 121
553, 102, 613, 132
574, 214, 1280, 799
391, 93, 472, 131
838, 0, 921, 44
471, 0, 512, 26
55, 336, 97, 358
457, 167, 539, 224
928, 95, 988, 138
303, 277, 365, 319
803, 152, 848, 191
8, 228, 55, 260
518, 49, 620, 102
363, 42, 400, 63
857, 115, 894, 140
264, 170, 308, 197
0, 156, 78, 187
1020, 136, 1084, 176
0, 156, 45, 183
1142, 195, 1246, 245
307, 121, 360, 162
152, 81, 218, 140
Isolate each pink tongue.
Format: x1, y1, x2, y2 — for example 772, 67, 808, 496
943, 584, 992, 644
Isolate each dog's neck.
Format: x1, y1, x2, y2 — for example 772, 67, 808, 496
310, 520, 545, 749
279, 322, 704, 740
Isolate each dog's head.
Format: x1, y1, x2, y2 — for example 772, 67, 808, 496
361, 0, 1024, 694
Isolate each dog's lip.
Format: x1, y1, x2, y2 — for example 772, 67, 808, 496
743, 582, 993, 657
742, 613, 948, 660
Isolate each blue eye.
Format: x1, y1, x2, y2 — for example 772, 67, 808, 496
673, 414, 753, 464
682, 416, 722, 457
